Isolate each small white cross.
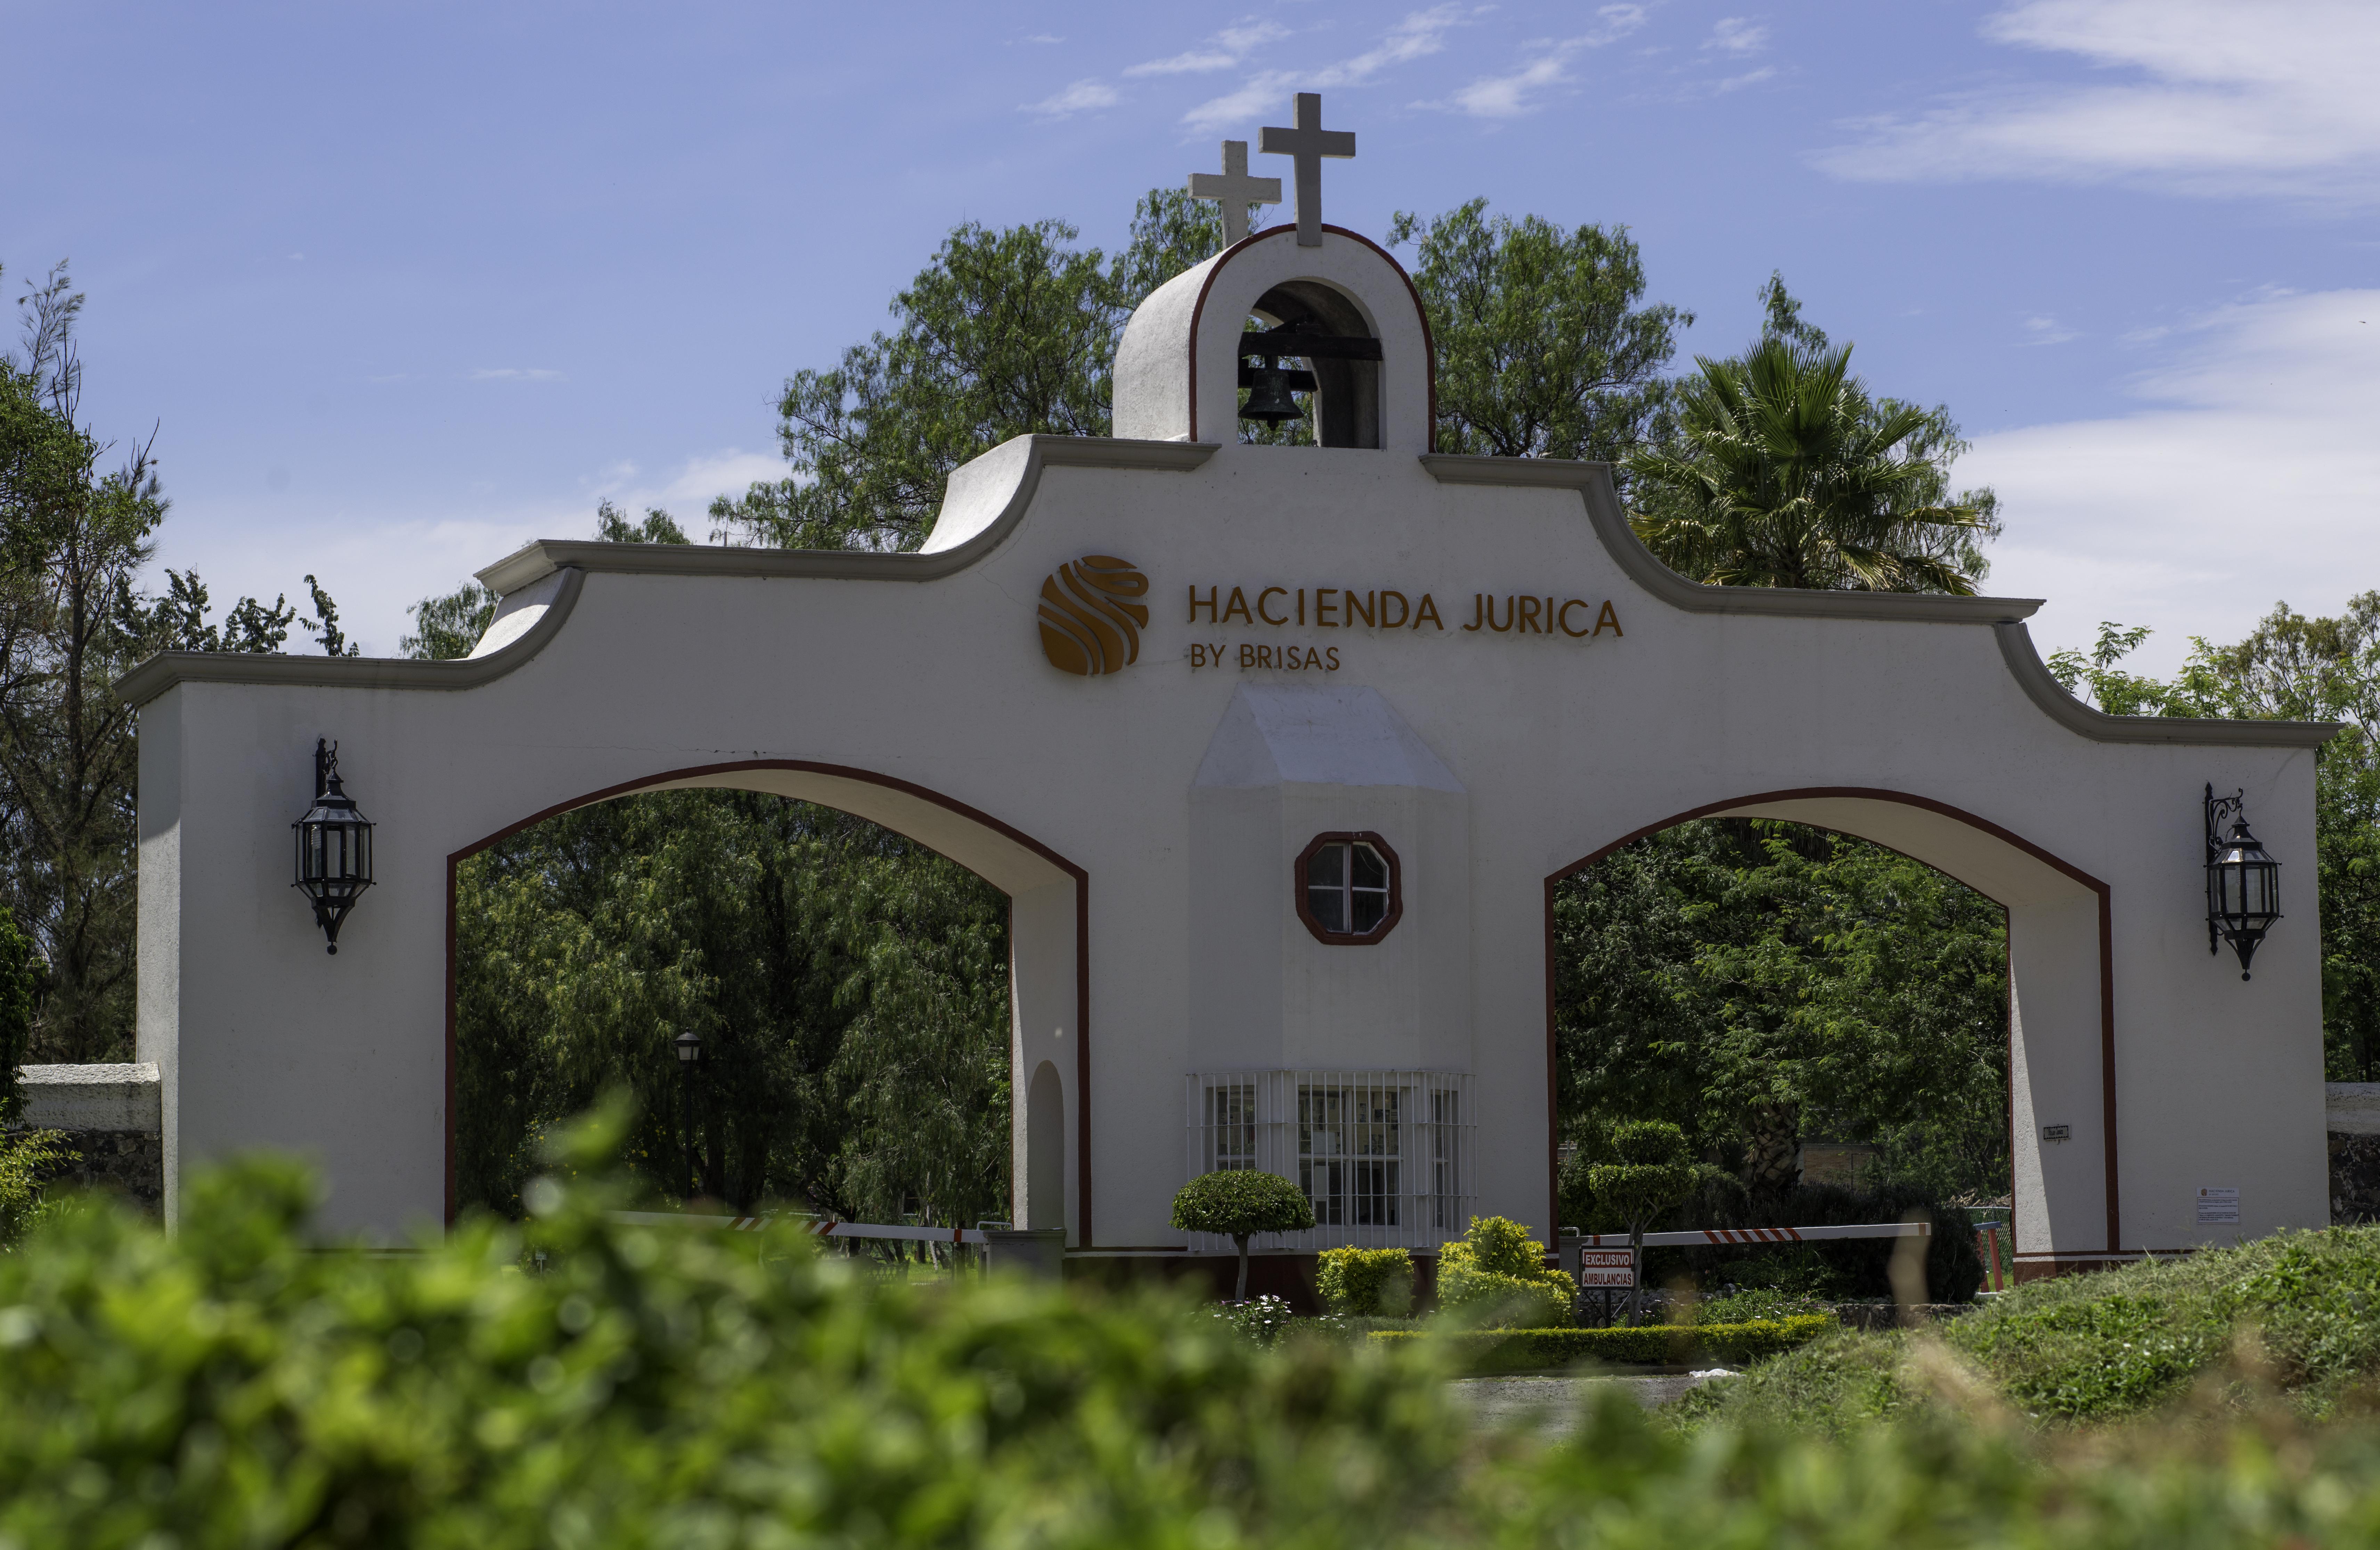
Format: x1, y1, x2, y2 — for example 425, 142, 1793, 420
1188, 140, 1282, 248
1258, 93, 1355, 248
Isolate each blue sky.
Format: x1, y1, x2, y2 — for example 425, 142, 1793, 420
5, 0, 2376, 671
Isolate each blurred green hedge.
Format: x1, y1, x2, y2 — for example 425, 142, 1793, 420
1368, 1314, 1833, 1373
15, 1109, 2380, 1547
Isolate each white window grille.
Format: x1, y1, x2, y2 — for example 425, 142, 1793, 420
1184, 1070, 1473, 1252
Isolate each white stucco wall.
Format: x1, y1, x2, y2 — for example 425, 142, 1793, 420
126, 226, 2330, 1270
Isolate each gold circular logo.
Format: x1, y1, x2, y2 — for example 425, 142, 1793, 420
1038, 554, 1149, 676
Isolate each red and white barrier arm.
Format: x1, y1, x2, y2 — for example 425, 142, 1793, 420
1572, 1221, 1931, 1249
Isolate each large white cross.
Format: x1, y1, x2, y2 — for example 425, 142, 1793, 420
1258, 93, 1355, 248
1188, 140, 1282, 248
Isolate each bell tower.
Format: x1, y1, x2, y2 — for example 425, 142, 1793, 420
1112, 93, 1434, 452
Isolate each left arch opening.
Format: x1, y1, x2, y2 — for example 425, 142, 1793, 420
445, 761, 1087, 1244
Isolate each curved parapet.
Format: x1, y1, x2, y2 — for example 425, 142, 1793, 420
114, 568, 591, 708
112, 437, 1216, 706
1420, 452, 2339, 749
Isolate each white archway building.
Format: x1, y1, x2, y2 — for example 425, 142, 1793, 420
127, 222, 2331, 1278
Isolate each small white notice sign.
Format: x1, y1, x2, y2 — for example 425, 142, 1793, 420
2196, 1187, 2240, 1226
1578, 1248, 1637, 1288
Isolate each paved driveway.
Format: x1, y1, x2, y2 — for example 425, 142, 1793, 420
1450, 1372, 1733, 1436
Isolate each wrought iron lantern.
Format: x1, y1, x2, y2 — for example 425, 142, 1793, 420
2206, 784, 2282, 980
292, 738, 374, 954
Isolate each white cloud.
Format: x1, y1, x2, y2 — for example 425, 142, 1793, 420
1962, 288, 2380, 676
1816, 0, 2380, 201
1021, 79, 1119, 118
602, 447, 786, 511
1126, 21, 1288, 77
1182, 7, 1470, 132
1706, 17, 1768, 55
1443, 51, 1578, 119
1425, 6, 1649, 119
2020, 315, 2078, 346
1713, 66, 1774, 93
471, 367, 565, 382
1129, 50, 1239, 77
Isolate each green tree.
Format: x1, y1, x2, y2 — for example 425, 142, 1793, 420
1387, 200, 1689, 470
1170, 1169, 1315, 1301
2052, 602, 2380, 1080
1586, 1121, 1704, 1325
1554, 820, 2010, 1215
1627, 277, 1998, 593
712, 222, 1122, 553
0, 904, 34, 1124
0, 1127, 73, 1249
300, 574, 359, 656
399, 580, 495, 661
0, 263, 166, 1061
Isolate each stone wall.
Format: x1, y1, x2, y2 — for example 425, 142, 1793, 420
2328, 1084, 2380, 1225
7, 1063, 164, 1212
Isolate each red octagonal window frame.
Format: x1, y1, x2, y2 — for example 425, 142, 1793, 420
1295, 830, 1403, 946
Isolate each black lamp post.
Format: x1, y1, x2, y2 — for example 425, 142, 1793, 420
292, 738, 374, 954
673, 1028, 703, 1199
2206, 784, 2283, 981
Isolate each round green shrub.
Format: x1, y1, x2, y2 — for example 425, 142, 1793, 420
1437, 1216, 1574, 1327
1317, 1246, 1414, 1317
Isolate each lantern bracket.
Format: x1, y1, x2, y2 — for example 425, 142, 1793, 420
2205, 783, 2244, 958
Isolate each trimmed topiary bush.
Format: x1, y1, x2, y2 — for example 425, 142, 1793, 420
1172, 1168, 1316, 1301
1317, 1247, 1414, 1317
1438, 1216, 1574, 1327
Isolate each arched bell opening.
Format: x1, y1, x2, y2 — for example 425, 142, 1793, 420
1246, 281, 1381, 450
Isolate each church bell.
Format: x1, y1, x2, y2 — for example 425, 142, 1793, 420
1239, 362, 1306, 424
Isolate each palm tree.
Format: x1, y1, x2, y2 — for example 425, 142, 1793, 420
1625, 337, 1998, 594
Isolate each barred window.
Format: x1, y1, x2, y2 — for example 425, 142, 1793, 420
1208, 1082, 1257, 1172
1299, 1083, 1401, 1226
1184, 1070, 1471, 1251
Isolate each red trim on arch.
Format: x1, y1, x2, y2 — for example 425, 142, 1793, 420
1541, 786, 2121, 1259
1186, 222, 1438, 445
442, 758, 1094, 1247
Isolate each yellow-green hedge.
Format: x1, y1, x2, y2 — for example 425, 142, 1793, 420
1368, 1314, 1834, 1373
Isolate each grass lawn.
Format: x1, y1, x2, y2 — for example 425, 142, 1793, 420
1676, 1224, 2380, 1434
